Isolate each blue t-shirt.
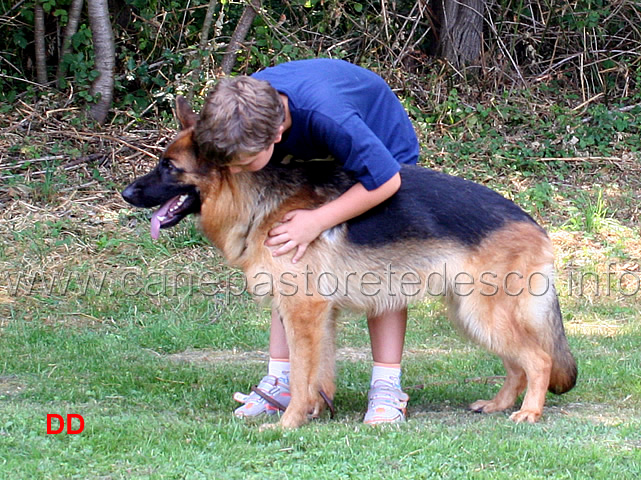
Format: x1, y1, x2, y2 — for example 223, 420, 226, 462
252, 59, 419, 191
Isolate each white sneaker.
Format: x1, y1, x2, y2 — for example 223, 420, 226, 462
233, 375, 291, 417
364, 380, 409, 424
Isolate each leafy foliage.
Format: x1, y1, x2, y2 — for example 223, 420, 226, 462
2, 0, 641, 117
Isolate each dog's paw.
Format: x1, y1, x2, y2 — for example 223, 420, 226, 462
279, 409, 308, 429
469, 399, 502, 413
509, 409, 541, 424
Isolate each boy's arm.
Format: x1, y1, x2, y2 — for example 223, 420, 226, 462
266, 172, 401, 263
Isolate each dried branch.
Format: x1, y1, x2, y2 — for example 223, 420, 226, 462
222, 0, 261, 75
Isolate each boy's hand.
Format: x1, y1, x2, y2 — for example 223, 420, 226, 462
266, 209, 323, 263
265, 174, 401, 264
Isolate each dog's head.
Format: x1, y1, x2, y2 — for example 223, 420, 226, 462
122, 97, 206, 239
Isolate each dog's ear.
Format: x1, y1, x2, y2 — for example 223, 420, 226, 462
175, 95, 199, 130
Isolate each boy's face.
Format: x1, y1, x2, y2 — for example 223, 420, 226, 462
228, 144, 275, 173
227, 124, 285, 174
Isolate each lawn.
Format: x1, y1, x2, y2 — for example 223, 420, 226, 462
1, 95, 641, 479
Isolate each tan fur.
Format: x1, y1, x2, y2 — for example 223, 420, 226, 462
154, 106, 576, 428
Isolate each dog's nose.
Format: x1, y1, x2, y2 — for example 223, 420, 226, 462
121, 184, 137, 204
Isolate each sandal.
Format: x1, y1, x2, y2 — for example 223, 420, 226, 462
364, 379, 409, 425
233, 375, 291, 417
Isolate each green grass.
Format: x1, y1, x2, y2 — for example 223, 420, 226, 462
1, 214, 640, 478
1, 307, 640, 479
2, 92, 641, 478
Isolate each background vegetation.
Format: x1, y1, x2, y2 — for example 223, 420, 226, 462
1, 0, 640, 478
3, 0, 641, 114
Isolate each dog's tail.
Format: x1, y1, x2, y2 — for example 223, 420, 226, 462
544, 289, 577, 395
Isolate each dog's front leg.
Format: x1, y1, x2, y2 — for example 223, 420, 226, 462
277, 297, 332, 429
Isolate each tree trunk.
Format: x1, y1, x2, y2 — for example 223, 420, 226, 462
57, 0, 85, 82
87, 0, 115, 124
199, 0, 219, 53
188, 0, 219, 99
34, 0, 48, 84
221, 0, 261, 75
435, 0, 485, 69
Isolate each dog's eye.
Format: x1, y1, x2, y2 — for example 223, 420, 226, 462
162, 158, 182, 173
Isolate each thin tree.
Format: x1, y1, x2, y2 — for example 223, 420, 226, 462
34, 0, 48, 84
87, 0, 115, 124
57, 0, 85, 82
188, 0, 219, 99
221, 0, 261, 75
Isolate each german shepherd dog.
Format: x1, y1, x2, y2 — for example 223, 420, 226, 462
122, 97, 577, 428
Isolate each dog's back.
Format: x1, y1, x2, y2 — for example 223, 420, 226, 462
347, 165, 538, 247
254, 162, 537, 247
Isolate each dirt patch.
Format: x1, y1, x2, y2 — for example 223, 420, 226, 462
166, 348, 269, 365
164, 347, 464, 365
165, 347, 371, 365
0, 375, 26, 397
407, 402, 641, 429
555, 402, 641, 427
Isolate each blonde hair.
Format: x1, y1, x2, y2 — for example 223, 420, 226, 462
195, 76, 285, 164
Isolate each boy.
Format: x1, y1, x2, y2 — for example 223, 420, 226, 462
195, 58, 419, 424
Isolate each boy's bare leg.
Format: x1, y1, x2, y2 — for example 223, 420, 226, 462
364, 308, 409, 424
367, 308, 407, 364
269, 306, 290, 359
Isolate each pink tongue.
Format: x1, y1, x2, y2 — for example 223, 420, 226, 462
150, 197, 177, 240
150, 215, 161, 240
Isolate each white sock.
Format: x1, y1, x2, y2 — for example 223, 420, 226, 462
371, 363, 402, 388
268, 358, 290, 383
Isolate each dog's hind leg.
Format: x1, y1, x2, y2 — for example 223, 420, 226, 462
506, 348, 552, 423
450, 293, 553, 423
469, 357, 527, 414
468, 328, 552, 422
277, 297, 334, 428
455, 222, 574, 423
471, 345, 552, 423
